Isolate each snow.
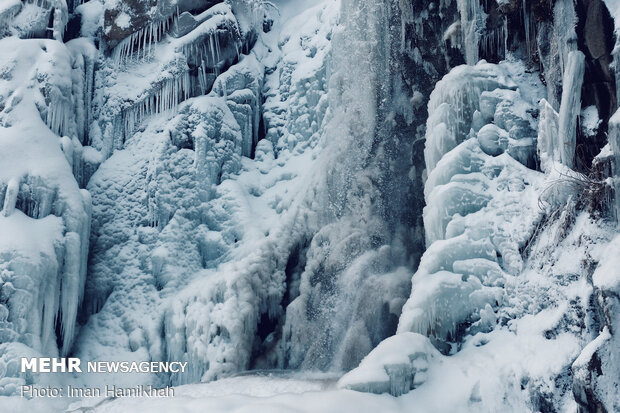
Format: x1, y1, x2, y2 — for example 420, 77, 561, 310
0, 35, 91, 392
76, 0, 104, 38
592, 234, 620, 290
115, 12, 131, 29
609, 108, 620, 221
338, 333, 440, 396
581, 106, 601, 137
0, 0, 619, 410
68, 374, 405, 413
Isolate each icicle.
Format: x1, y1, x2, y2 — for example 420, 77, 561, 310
557, 51, 585, 169
457, 0, 487, 64
113, 15, 176, 66
59, 232, 81, 355
45, 92, 73, 138
209, 33, 216, 68
537, 99, 560, 172
121, 70, 191, 139
523, 0, 530, 55
2, 178, 20, 217
215, 32, 221, 66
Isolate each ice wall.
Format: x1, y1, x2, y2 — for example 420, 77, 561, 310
343, 0, 620, 409
90, 2, 246, 160
557, 51, 586, 169
0, 37, 91, 395
276, 0, 445, 372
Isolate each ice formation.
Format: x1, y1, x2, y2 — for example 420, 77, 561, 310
340, 0, 620, 408
557, 51, 585, 168
1, 0, 619, 411
0, 36, 91, 394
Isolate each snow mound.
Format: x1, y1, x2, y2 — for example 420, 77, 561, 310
338, 333, 441, 396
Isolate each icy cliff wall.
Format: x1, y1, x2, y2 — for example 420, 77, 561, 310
0, 6, 92, 395
340, 0, 620, 411
0, 0, 619, 410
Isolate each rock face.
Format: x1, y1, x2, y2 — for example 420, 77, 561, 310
102, 0, 220, 50
576, 0, 617, 169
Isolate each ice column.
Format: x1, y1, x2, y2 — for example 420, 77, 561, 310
537, 99, 560, 172
51, 0, 68, 41
457, 0, 487, 65
557, 50, 585, 169
609, 109, 620, 223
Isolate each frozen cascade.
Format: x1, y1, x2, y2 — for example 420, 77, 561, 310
262, 1, 334, 155
419, 60, 545, 332
423, 62, 516, 176
157, 2, 339, 384
45, 90, 73, 138
538, 0, 578, 110
67, 38, 98, 147
210, 53, 263, 158
122, 70, 191, 141
275, 0, 451, 374
1, 0, 619, 409
113, 17, 175, 66
0, 36, 92, 393
537, 98, 561, 171
456, 0, 487, 65
344, 53, 613, 403
50, 0, 68, 41
557, 51, 585, 169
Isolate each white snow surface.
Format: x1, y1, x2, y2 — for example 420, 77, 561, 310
0, 36, 91, 394
0, 0, 619, 411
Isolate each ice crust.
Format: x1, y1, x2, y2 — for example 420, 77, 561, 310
0, 0, 619, 410
343, 51, 618, 409
0, 37, 91, 394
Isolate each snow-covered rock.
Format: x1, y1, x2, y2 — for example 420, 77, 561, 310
338, 333, 441, 396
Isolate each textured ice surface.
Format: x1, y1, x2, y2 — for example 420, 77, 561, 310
347, 53, 619, 409
0, 37, 91, 394
1, 0, 619, 410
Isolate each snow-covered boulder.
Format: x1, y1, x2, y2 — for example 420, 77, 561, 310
338, 333, 441, 396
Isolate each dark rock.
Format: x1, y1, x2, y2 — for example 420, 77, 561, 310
170, 12, 198, 38
574, 0, 617, 170
103, 0, 221, 51
584, 0, 610, 59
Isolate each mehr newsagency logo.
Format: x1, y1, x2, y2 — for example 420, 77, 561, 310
20, 357, 187, 398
